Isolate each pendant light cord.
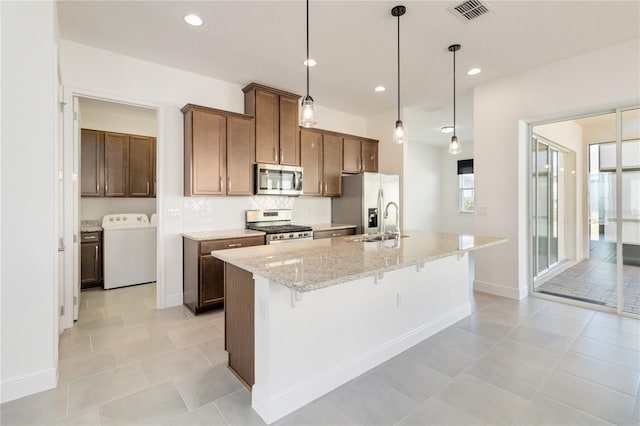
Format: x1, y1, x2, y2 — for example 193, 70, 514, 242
452, 47, 456, 137
397, 13, 400, 121
306, 0, 310, 98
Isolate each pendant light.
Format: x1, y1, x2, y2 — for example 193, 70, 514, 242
448, 44, 462, 155
300, 0, 317, 128
392, 5, 407, 144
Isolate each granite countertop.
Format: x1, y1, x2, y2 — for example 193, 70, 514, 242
80, 220, 102, 233
213, 231, 507, 292
183, 229, 266, 241
309, 223, 357, 232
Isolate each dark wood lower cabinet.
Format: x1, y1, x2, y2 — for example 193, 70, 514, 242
313, 227, 356, 239
224, 263, 255, 388
80, 231, 102, 289
183, 235, 264, 315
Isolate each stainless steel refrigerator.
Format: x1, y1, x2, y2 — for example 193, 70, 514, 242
331, 173, 400, 235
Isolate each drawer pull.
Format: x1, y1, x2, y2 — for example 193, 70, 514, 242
227, 243, 242, 248
84, 235, 97, 240
331, 233, 341, 237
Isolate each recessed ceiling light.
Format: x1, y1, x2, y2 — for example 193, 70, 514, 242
374, 86, 386, 92
441, 126, 454, 133
467, 67, 481, 75
184, 14, 203, 26
303, 59, 317, 67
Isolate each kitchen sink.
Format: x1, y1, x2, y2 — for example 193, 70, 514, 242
351, 234, 409, 243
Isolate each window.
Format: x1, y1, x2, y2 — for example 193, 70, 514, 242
458, 159, 474, 213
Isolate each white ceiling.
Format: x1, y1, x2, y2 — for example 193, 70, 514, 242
56, 1, 640, 146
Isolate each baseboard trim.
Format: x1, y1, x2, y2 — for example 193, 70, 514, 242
252, 304, 471, 424
474, 279, 527, 300
1, 367, 57, 403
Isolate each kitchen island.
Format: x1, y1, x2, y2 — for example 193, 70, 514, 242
213, 231, 506, 424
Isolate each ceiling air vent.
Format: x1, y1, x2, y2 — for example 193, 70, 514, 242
450, 0, 490, 22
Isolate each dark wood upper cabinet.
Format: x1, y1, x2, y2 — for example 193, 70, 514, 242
129, 135, 155, 197
81, 129, 103, 197
322, 134, 343, 197
226, 115, 255, 196
243, 83, 300, 166
300, 128, 342, 197
185, 108, 226, 195
300, 128, 323, 196
182, 104, 255, 196
81, 129, 156, 199
343, 136, 379, 173
278, 96, 300, 166
342, 137, 362, 173
104, 132, 129, 197
361, 140, 379, 173
252, 89, 279, 164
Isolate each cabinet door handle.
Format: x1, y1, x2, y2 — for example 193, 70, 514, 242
273, 147, 277, 162
219, 176, 222, 192
324, 181, 328, 194
146, 181, 150, 195
318, 180, 322, 193
95, 246, 99, 262
280, 148, 284, 163
96, 183, 99, 194
105, 180, 108, 193
227, 243, 242, 248
227, 176, 231, 192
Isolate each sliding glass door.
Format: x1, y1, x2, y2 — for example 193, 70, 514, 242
532, 136, 573, 285
531, 107, 639, 317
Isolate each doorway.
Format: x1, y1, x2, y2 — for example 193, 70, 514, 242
530, 108, 640, 317
60, 89, 162, 330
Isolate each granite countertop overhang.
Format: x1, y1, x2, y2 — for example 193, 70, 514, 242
213, 231, 507, 292
183, 229, 266, 241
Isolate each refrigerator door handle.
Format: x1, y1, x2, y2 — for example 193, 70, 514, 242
378, 188, 384, 234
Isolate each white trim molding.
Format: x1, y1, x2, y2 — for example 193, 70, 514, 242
1, 368, 57, 404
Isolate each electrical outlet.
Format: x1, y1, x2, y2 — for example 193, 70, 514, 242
167, 208, 181, 218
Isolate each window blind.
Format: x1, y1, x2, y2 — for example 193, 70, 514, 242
457, 159, 474, 174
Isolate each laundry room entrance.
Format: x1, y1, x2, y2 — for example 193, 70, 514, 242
76, 97, 158, 322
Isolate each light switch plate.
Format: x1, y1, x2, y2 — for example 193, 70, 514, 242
477, 206, 488, 216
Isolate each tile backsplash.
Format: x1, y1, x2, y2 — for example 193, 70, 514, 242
183, 196, 331, 232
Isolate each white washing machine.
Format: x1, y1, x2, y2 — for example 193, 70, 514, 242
101, 213, 157, 289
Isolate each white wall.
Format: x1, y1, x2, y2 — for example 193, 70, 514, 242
1, 1, 58, 402
78, 97, 157, 221
473, 38, 640, 299
439, 144, 475, 234
59, 40, 365, 308
403, 143, 441, 231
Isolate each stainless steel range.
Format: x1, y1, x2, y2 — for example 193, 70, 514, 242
246, 209, 313, 244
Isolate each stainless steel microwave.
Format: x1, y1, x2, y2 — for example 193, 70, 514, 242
255, 164, 303, 196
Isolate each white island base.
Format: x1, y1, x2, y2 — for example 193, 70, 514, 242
251, 253, 470, 424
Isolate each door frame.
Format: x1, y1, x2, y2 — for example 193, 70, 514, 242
60, 85, 165, 330
527, 106, 640, 318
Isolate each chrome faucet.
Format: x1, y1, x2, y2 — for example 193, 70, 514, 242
383, 201, 400, 236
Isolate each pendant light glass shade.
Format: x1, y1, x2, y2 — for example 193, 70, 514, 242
300, 95, 317, 128
448, 44, 461, 155
392, 5, 406, 144
394, 120, 408, 144
300, 0, 317, 127
449, 135, 461, 154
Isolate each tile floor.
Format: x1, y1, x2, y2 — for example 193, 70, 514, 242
536, 239, 640, 315
1, 283, 639, 425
